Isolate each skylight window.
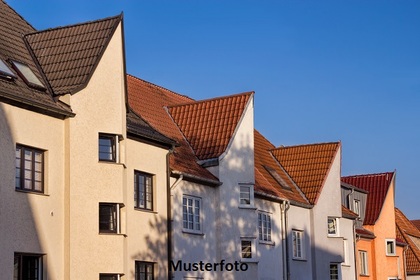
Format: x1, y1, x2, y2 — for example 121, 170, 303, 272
11, 61, 45, 90
0, 59, 16, 80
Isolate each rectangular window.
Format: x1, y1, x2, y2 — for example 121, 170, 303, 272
134, 171, 153, 210
240, 185, 251, 205
182, 196, 201, 233
99, 274, 121, 280
292, 230, 303, 259
99, 134, 117, 162
15, 145, 44, 193
11, 60, 45, 90
14, 253, 43, 280
135, 261, 154, 280
99, 203, 122, 234
328, 217, 338, 236
0, 59, 16, 80
359, 250, 368, 275
241, 240, 252, 259
258, 212, 272, 242
330, 263, 339, 280
386, 239, 396, 256
353, 200, 360, 216
343, 239, 349, 265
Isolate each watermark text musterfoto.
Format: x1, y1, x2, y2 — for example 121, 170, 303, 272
170, 259, 248, 272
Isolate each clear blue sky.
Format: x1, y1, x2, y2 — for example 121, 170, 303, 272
8, 0, 420, 219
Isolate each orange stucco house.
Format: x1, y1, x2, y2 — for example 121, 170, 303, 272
342, 172, 406, 280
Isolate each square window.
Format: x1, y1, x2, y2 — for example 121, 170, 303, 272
328, 217, 338, 236
330, 263, 339, 280
135, 261, 154, 280
15, 145, 44, 193
134, 171, 154, 211
99, 203, 122, 234
182, 196, 201, 233
258, 212, 272, 242
386, 239, 396, 256
99, 134, 117, 162
359, 250, 368, 275
241, 240, 252, 259
14, 253, 43, 280
292, 230, 304, 259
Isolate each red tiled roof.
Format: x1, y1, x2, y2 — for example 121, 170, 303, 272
412, 220, 420, 231
342, 205, 358, 219
254, 130, 309, 204
342, 172, 394, 225
25, 15, 121, 95
0, 0, 73, 117
167, 92, 253, 160
395, 208, 420, 274
127, 75, 218, 181
271, 142, 340, 204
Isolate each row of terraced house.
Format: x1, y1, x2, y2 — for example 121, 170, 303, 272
1, 1, 419, 279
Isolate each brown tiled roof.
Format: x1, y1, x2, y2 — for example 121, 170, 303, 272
342, 172, 394, 225
271, 142, 340, 204
127, 74, 217, 181
395, 208, 420, 274
412, 220, 420, 231
25, 15, 121, 95
254, 130, 309, 205
167, 92, 253, 160
342, 205, 358, 219
0, 0, 73, 117
356, 227, 376, 239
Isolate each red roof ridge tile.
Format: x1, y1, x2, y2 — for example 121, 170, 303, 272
127, 74, 194, 103
167, 91, 254, 109
342, 170, 396, 179
276, 141, 341, 150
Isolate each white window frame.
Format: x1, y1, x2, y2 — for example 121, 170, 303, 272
292, 230, 304, 260
385, 239, 396, 256
342, 239, 350, 266
353, 199, 360, 217
258, 212, 272, 243
359, 250, 368, 276
99, 203, 123, 234
329, 263, 341, 280
328, 217, 339, 237
239, 184, 254, 208
182, 195, 202, 234
240, 238, 256, 262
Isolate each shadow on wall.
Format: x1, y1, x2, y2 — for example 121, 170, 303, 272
0, 104, 52, 279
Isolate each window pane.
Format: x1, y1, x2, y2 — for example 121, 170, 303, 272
99, 135, 115, 161
241, 241, 252, 258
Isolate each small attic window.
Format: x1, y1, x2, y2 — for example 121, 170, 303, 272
0, 59, 16, 80
263, 165, 292, 190
11, 61, 45, 90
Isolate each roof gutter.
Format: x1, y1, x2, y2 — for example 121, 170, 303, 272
171, 170, 221, 187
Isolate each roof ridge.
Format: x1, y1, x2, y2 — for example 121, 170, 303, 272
342, 171, 395, 178
167, 91, 254, 108
254, 129, 276, 149
274, 141, 341, 150
126, 74, 194, 102
25, 14, 123, 37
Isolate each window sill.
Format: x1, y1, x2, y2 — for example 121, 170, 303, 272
99, 233, 127, 237
134, 208, 157, 214
327, 235, 342, 238
259, 240, 275, 246
342, 264, 351, 267
241, 259, 258, 263
292, 257, 307, 262
238, 205, 257, 210
15, 189, 49, 196
182, 229, 204, 236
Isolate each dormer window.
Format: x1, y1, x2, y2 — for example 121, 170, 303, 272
11, 60, 45, 90
0, 59, 16, 80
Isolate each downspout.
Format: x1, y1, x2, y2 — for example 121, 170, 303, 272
281, 200, 291, 280
347, 189, 358, 280
403, 244, 408, 280
166, 147, 175, 280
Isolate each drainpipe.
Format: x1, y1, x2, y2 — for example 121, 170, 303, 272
281, 200, 291, 280
166, 147, 175, 280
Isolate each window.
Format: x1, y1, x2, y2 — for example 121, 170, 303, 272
353, 200, 360, 217
328, 217, 338, 236
330, 263, 339, 280
240, 185, 251, 205
11, 60, 45, 89
99, 134, 117, 162
182, 196, 201, 233
386, 239, 396, 256
292, 230, 303, 259
241, 240, 252, 259
343, 239, 350, 265
14, 253, 43, 280
0, 59, 16, 80
135, 261, 154, 280
359, 251, 368, 275
99, 274, 121, 280
258, 212, 272, 242
15, 145, 44, 193
134, 171, 153, 210
99, 203, 122, 234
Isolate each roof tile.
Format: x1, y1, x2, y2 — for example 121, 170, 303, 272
342, 172, 394, 225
